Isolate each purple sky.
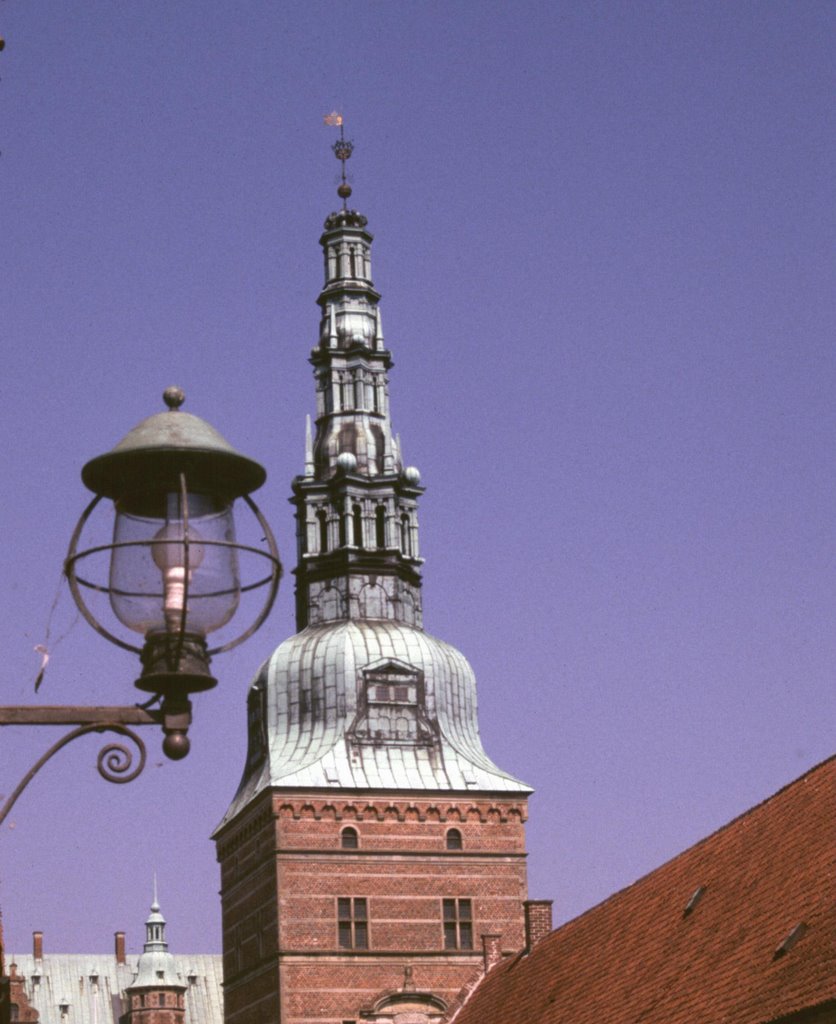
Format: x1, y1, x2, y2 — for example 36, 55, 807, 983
1, 2, 834, 956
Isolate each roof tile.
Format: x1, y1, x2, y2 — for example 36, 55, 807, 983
453, 757, 836, 1024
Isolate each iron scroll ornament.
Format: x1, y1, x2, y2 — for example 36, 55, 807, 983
0, 718, 149, 830
0, 391, 283, 828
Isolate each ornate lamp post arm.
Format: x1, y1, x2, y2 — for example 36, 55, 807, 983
0, 701, 189, 828
0, 388, 281, 827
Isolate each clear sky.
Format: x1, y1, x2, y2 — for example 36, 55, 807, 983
1, 1, 833, 955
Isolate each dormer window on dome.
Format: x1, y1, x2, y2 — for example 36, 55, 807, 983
347, 659, 439, 747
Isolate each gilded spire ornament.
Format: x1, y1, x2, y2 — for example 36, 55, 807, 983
324, 110, 354, 206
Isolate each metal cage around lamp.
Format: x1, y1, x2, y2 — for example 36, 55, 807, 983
64, 386, 282, 758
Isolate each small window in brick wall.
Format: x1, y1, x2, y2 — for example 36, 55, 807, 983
341, 826, 359, 849
446, 828, 463, 851
443, 898, 473, 950
338, 898, 368, 949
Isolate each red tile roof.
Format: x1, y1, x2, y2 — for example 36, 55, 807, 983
453, 757, 836, 1024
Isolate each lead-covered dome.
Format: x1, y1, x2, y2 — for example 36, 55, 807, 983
221, 620, 530, 825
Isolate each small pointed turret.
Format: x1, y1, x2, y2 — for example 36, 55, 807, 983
124, 889, 186, 1023
130, 890, 181, 987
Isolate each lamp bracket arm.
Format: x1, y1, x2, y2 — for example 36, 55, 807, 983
0, 707, 171, 829
0, 705, 160, 726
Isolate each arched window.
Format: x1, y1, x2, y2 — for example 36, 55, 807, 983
446, 828, 463, 851
353, 504, 364, 548
341, 826, 359, 849
317, 509, 328, 553
375, 506, 386, 548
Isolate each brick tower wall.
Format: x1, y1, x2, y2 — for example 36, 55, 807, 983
216, 789, 529, 1024
120, 987, 186, 1024
218, 795, 282, 1024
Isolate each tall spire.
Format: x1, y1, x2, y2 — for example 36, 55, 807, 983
217, 126, 531, 829
290, 123, 424, 630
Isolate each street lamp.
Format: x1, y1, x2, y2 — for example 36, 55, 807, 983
0, 387, 281, 824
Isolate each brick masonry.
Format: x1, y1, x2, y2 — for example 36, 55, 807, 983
120, 987, 186, 1024
4, 963, 39, 1023
523, 900, 553, 951
216, 790, 529, 1023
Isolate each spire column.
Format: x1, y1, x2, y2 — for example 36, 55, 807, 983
290, 135, 425, 630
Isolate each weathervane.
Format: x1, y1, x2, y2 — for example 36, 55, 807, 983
324, 111, 353, 207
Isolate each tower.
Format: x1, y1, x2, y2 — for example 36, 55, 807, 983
214, 128, 532, 1024
121, 894, 187, 1024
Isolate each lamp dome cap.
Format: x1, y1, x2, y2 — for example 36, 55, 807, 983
81, 388, 266, 500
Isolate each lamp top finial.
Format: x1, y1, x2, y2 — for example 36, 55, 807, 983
163, 386, 185, 411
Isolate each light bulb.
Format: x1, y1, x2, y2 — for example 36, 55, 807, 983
151, 522, 206, 634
